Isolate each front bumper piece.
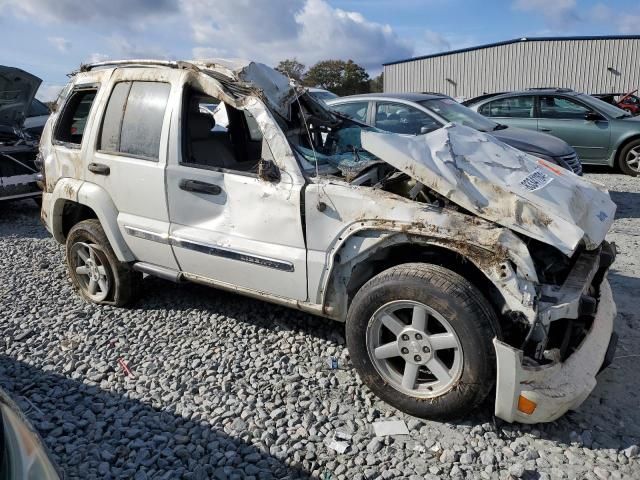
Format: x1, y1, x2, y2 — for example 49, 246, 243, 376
493, 278, 616, 423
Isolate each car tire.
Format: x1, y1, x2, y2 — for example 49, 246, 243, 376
346, 263, 499, 420
618, 138, 640, 176
66, 219, 141, 306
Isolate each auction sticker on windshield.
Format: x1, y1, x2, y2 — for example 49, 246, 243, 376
519, 167, 553, 192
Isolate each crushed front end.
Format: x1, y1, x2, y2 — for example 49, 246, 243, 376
494, 241, 617, 423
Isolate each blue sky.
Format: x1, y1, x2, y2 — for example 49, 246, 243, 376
1, 0, 638, 101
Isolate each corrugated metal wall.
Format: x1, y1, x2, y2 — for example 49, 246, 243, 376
384, 39, 640, 99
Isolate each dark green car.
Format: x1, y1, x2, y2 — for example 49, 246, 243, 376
465, 88, 640, 176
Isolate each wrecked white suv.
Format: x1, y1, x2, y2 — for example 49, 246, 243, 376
39, 59, 618, 424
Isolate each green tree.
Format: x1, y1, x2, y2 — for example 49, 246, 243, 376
275, 58, 306, 82
303, 59, 371, 96
369, 72, 384, 93
303, 60, 345, 91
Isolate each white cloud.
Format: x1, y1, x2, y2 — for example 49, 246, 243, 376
423, 30, 451, 53
513, 0, 578, 29
184, 0, 412, 69
590, 4, 640, 34
36, 84, 65, 103
84, 52, 111, 64
48, 36, 70, 53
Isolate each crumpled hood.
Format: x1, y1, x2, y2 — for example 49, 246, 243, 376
361, 124, 616, 256
0, 66, 41, 128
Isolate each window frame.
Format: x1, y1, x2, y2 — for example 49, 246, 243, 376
96, 80, 172, 163
372, 100, 442, 135
178, 85, 261, 178
52, 83, 100, 149
479, 95, 535, 119
536, 94, 594, 120
329, 100, 371, 124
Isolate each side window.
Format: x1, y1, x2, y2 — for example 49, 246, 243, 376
331, 102, 368, 123
98, 81, 171, 161
375, 102, 440, 135
539, 96, 590, 119
181, 89, 263, 173
54, 88, 98, 145
480, 96, 533, 118
28, 99, 50, 117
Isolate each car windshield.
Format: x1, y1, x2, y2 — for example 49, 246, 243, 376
310, 90, 339, 101
420, 98, 499, 132
580, 93, 632, 118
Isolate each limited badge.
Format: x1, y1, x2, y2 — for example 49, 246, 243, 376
519, 167, 553, 192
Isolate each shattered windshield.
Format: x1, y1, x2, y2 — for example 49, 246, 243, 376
294, 115, 385, 180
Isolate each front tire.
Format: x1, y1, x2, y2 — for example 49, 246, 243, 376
618, 139, 640, 176
346, 263, 499, 420
66, 219, 141, 306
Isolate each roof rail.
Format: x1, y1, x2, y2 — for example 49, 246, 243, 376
74, 59, 194, 74
526, 87, 573, 92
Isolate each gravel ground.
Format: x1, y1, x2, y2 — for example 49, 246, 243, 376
1, 172, 639, 480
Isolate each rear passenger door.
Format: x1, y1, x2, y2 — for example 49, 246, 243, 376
478, 95, 538, 131
85, 68, 181, 269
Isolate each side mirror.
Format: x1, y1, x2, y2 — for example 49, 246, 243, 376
420, 126, 431, 134
584, 111, 604, 122
258, 159, 280, 182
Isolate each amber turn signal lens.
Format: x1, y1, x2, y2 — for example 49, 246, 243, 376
517, 395, 537, 415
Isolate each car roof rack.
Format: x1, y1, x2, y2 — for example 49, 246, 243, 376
73, 59, 195, 74
526, 87, 574, 92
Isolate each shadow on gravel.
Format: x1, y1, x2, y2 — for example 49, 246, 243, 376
0, 199, 49, 239
0, 356, 310, 479
133, 275, 345, 343
609, 190, 640, 219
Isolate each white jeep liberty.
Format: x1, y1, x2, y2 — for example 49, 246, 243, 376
39, 59, 618, 423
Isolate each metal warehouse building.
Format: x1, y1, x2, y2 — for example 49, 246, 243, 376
383, 35, 640, 99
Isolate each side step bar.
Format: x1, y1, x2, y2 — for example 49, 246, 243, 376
133, 262, 183, 283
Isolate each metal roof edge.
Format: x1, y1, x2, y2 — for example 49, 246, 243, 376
382, 35, 640, 66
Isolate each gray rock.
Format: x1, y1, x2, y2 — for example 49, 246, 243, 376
509, 463, 525, 478
366, 437, 384, 454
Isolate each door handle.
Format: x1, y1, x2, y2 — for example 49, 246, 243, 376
179, 179, 222, 195
88, 163, 110, 175
540, 128, 552, 132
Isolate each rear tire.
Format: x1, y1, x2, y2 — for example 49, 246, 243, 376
66, 219, 141, 306
346, 263, 499, 420
618, 138, 640, 176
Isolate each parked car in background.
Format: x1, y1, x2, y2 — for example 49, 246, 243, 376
307, 87, 339, 102
23, 98, 51, 138
0, 388, 61, 479
465, 88, 640, 176
593, 90, 640, 116
39, 59, 618, 424
0, 65, 42, 202
327, 93, 583, 174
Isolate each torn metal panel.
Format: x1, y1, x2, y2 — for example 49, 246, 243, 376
361, 124, 617, 256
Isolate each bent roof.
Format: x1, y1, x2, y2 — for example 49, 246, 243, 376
383, 35, 640, 66
77, 58, 300, 120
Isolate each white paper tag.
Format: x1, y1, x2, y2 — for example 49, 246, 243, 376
519, 167, 553, 192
